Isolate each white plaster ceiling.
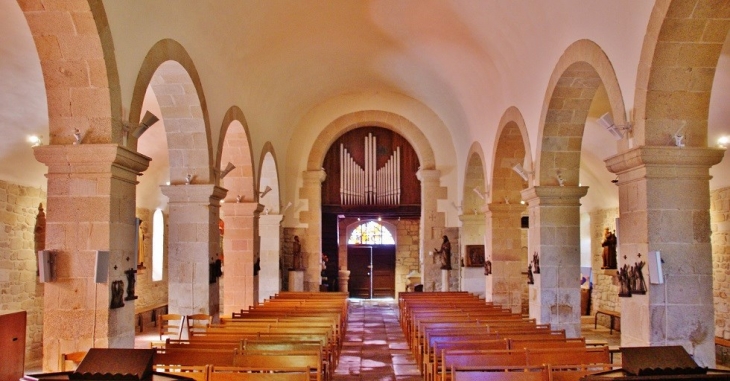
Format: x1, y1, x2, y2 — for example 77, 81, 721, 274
2, 1, 730, 212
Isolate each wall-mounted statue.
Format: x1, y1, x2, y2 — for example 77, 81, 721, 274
124, 268, 138, 301
527, 263, 534, 285
484, 257, 492, 276
533, 252, 540, 274
434, 235, 452, 270
110, 280, 125, 309
631, 260, 647, 295
291, 236, 304, 271
618, 264, 631, 297
601, 227, 618, 269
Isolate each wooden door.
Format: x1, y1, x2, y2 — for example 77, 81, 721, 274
347, 245, 395, 298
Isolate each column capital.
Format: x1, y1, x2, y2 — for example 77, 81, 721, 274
161, 184, 228, 205
521, 186, 588, 207
303, 169, 327, 183
221, 201, 265, 216
605, 146, 725, 180
485, 203, 527, 215
259, 213, 284, 226
33, 144, 151, 183
416, 168, 441, 182
459, 214, 485, 224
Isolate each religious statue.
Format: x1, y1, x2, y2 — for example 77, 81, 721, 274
484, 257, 492, 276
601, 227, 618, 269
434, 235, 452, 270
631, 261, 647, 294
110, 280, 125, 309
533, 252, 540, 274
527, 263, 534, 285
137, 219, 148, 270
291, 235, 304, 271
618, 264, 632, 297
124, 268, 138, 301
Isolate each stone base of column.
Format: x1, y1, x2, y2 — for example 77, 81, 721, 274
441, 269, 450, 292
288, 270, 304, 292
338, 269, 350, 293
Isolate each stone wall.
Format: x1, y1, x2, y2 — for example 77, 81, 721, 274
134, 208, 168, 319
0, 180, 46, 368
589, 208, 619, 329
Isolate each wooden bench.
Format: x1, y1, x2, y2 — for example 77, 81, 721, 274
594, 309, 620, 334
134, 303, 167, 333
209, 366, 311, 381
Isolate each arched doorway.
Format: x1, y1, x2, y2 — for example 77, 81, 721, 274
346, 221, 396, 298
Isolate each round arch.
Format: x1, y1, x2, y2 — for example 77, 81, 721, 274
129, 39, 214, 183
491, 107, 532, 197
218, 106, 255, 201
534, 39, 626, 185
463, 142, 488, 214
257, 142, 281, 213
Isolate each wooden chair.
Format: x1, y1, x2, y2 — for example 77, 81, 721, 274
154, 364, 209, 381
187, 313, 212, 336
159, 313, 184, 340
210, 366, 310, 381
59, 351, 87, 371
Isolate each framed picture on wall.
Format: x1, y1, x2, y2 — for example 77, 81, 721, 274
465, 245, 485, 267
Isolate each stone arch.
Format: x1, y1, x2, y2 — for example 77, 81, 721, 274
20, 0, 121, 144
535, 39, 626, 186
129, 39, 213, 184
463, 143, 488, 214
492, 107, 532, 201
306, 110, 436, 171
257, 142, 281, 213
218, 106, 255, 201
634, 1, 730, 147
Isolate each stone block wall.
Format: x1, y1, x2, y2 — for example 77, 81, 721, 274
0, 180, 46, 368
712, 187, 730, 340
134, 208, 168, 318
589, 208, 619, 329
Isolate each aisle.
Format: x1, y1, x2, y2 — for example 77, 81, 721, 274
333, 299, 422, 381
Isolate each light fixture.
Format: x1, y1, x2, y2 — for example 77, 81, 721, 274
219, 162, 236, 179
282, 201, 293, 214
556, 170, 565, 187
718, 136, 729, 149
672, 126, 685, 147
236, 195, 242, 203
451, 202, 462, 212
259, 185, 272, 198
512, 163, 532, 182
73, 128, 83, 145
472, 187, 488, 200
132, 111, 160, 138
28, 135, 42, 147
597, 112, 631, 140
378, 216, 382, 221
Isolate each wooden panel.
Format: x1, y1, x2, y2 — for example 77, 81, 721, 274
347, 247, 371, 298
372, 245, 395, 298
0, 310, 26, 381
321, 127, 421, 207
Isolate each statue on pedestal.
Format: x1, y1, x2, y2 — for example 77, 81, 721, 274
291, 235, 304, 271
601, 227, 617, 269
434, 235, 452, 270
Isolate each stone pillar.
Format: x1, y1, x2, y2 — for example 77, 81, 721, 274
289, 270, 304, 291
521, 186, 588, 338
459, 214, 486, 298
219, 201, 261, 314
161, 184, 226, 317
605, 146, 724, 367
258, 214, 283, 302
484, 203, 526, 313
338, 269, 350, 293
33, 144, 150, 371
301, 170, 326, 291
417, 169, 446, 291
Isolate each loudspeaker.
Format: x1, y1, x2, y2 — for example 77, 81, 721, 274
37, 250, 53, 283
95, 250, 110, 283
647, 250, 664, 284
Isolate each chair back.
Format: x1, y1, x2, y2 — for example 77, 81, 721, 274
159, 314, 184, 340
187, 313, 212, 336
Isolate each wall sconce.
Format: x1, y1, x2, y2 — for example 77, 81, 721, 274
38, 250, 55, 283
472, 187, 488, 200
556, 171, 565, 187
597, 112, 632, 140
259, 185, 272, 198
672, 126, 685, 147
718, 136, 729, 149
512, 163, 532, 182
28, 135, 42, 147
451, 202, 462, 212
219, 162, 236, 179
73, 128, 83, 145
123, 111, 159, 146
236, 195, 242, 203
185, 174, 194, 185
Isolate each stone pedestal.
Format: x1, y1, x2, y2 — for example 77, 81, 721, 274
521, 185, 588, 338
441, 269, 450, 291
605, 146, 724, 367
289, 270, 304, 292
461, 267, 485, 298
33, 144, 150, 371
338, 269, 350, 293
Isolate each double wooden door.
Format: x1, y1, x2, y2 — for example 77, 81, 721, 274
347, 245, 396, 298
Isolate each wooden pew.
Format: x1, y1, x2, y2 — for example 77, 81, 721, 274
153, 348, 235, 366
425, 339, 508, 381
441, 349, 529, 381
233, 350, 322, 381
451, 366, 548, 381
209, 366, 311, 381
525, 346, 610, 366
153, 364, 209, 381
547, 363, 618, 381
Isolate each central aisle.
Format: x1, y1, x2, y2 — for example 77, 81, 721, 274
333, 299, 422, 380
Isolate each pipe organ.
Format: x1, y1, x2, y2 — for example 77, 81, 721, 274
340, 133, 401, 206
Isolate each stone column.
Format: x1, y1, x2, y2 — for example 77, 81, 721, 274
258, 213, 283, 302
161, 184, 226, 317
521, 186, 588, 338
219, 201, 262, 314
484, 203, 526, 313
605, 146, 724, 367
417, 169, 446, 291
301, 170, 326, 291
459, 214, 486, 298
33, 144, 150, 371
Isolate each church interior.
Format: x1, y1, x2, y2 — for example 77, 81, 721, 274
4, 0, 730, 378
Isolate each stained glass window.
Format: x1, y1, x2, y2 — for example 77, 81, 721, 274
348, 221, 395, 245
